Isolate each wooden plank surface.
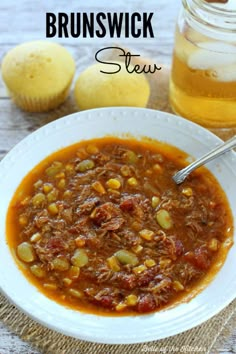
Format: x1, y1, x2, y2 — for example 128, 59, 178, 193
0, 0, 235, 353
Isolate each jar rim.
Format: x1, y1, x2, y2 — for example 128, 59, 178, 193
183, 0, 236, 33
193, 0, 236, 16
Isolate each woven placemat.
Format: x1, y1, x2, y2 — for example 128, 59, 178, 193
0, 49, 235, 354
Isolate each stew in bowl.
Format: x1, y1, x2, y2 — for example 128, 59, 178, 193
7, 136, 233, 315
0, 107, 235, 343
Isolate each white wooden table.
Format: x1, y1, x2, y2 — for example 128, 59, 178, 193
0, 0, 235, 353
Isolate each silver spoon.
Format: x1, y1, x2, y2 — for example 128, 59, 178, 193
173, 135, 236, 184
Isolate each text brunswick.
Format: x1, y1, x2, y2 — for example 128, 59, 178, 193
46, 12, 155, 38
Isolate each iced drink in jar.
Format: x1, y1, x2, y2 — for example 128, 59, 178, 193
170, 0, 236, 128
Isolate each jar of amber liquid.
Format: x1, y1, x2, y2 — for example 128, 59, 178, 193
170, 0, 236, 128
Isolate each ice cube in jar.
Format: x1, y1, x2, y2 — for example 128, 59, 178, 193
170, 0, 236, 128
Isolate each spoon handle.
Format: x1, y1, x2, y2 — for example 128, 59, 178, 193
173, 135, 236, 184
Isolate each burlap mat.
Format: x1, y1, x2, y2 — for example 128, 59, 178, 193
0, 48, 235, 354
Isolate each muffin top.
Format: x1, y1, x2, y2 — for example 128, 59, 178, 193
74, 61, 150, 110
1, 41, 75, 98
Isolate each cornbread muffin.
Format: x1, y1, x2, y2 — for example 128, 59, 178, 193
1, 41, 75, 112
74, 62, 150, 110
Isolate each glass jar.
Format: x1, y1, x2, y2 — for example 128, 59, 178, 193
169, 0, 236, 128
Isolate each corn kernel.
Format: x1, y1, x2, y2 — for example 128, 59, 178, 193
133, 265, 147, 274
107, 256, 121, 272
57, 178, 66, 189
55, 172, 65, 179
43, 183, 53, 194
182, 187, 193, 197
208, 238, 219, 252
159, 258, 172, 269
107, 189, 120, 196
92, 181, 106, 194
48, 203, 59, 215
106, 178, 121, 190
116, 302, 127, 311
132, 245, 143, 254
152, 196, 160, 208
75, 237, 86, 247
125, 294, 138, 306
63, 278, 72, 286
90, 208, 97, 219
30, 232, 42, 243
173, 280, 184, 292
63, 190, 72, 198
144, 259, 156, 268
19, 215, 28, 226
43, 283, 57, 290
86, 144, 99, 154
139, 229, 154, 241
69, 266, 80, 279
153, 163, 162, 172
68, 288, 83, 298
127, 177, 138, 187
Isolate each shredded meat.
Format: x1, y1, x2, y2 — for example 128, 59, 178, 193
84, 287, 119, 309
185, 247, 210, 270
120, 195, 151, 222
92, 202, 120, 225
136, 266, 160, 287
34, 210, 49, 228
102, 217, 125, 231
113, 272, 137, 290
76, 197, 100, 215
137, 294, 156, 313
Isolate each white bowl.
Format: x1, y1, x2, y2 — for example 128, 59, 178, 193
0, 107, 235, 344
